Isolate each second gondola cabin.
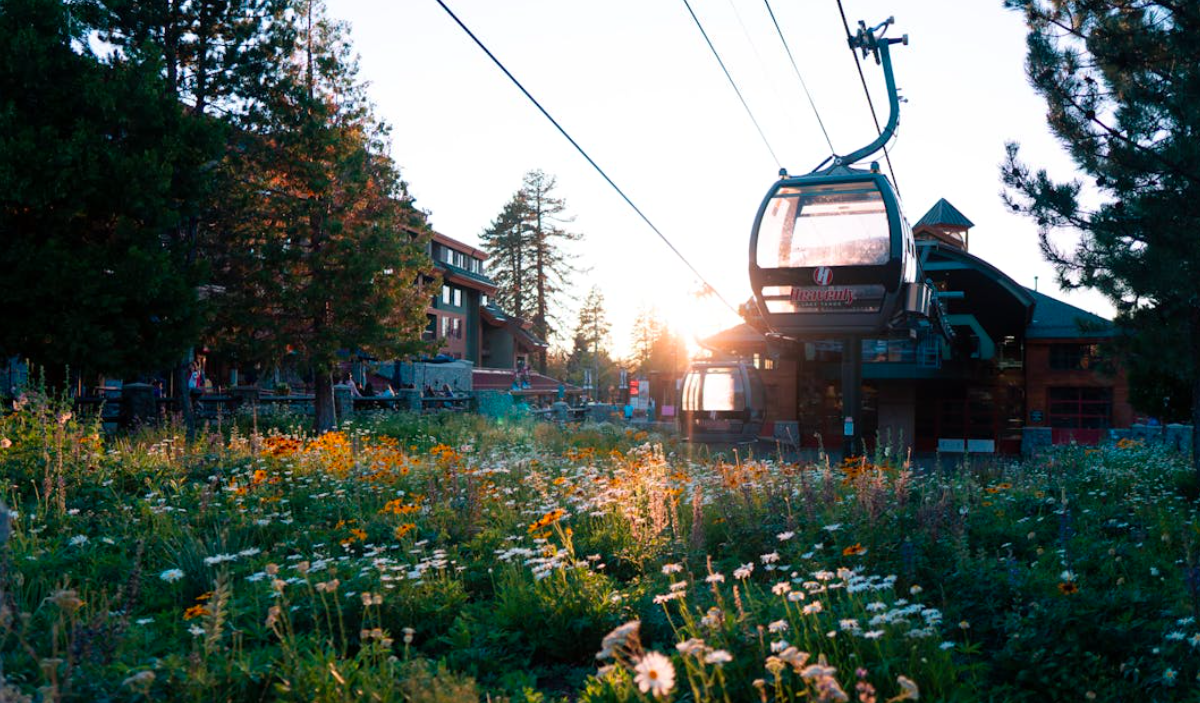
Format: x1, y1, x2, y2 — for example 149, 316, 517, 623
678, 360, 766, 443
748, 166, 930, 338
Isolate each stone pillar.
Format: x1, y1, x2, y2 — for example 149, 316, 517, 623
1165, 424, 1192, 453
333, 384, 353, 424
119, 383, 157, 429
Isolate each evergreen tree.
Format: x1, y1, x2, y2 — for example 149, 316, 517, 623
567, 287, 613, 397
1002, 0, 1200, 474
0, 0, 205, 383
478, 194, 531, 319
85, 0, 292, 427
480, 169, 581, 372
522, 170, 581, 372
207, 0, 433, 432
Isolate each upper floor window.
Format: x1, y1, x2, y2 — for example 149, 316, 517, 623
453, 288, 462, 307
1050, 343, 1098, 371
441, 285, 451, 305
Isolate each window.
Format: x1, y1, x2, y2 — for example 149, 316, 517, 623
756, 181, 890, 268
482, 294, 489, 307
452, 288, 462, 307
1048, 387, 1112, 428
442, 247, 453, 264
441, 285, 451, 305
452, 317, 463, 339
700, 368, 744, 412
752, 353, 775, 370
440, 316, 451, 339
1050, 344, 1099, 370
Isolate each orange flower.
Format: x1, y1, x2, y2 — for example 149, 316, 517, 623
528, 508, 566, 533
1058, 581, 1079, 595
842, 543, 867, 556
394, 523, 416, 540
183, 604, 210, 620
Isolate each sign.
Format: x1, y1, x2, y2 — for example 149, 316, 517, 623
966, 439, 995, 453
813, 267, 833, 286
843, 416, 854, 437
629, 380, 639, 396
792, 287, 855, 306
938, 438, 967, 453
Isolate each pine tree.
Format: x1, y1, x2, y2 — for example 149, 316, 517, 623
522, 170, 581, 372
478, 194, 531, 319
1002, 0, 1200, 474
567, 287, 613, 397
86, 0, 292, 428
480, 169, 581, 372
207, 0, 434, 432
0, 0, 205, 384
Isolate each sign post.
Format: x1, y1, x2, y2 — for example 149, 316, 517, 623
841, 335, 862, 459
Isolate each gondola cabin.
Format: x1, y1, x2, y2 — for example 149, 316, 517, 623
678, 361, 766, 443
748, 167, 932, 338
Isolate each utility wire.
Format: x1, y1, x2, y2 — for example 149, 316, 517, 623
762, 0, 836, 154
433, 0, 740, 317
679, 0, 783, 170
834, 0, 901, 195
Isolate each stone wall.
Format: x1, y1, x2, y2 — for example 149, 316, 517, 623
1025, 423, 1194, 457
397, 360, 474, 394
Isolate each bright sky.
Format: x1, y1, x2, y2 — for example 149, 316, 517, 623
329, 0, 1112, 357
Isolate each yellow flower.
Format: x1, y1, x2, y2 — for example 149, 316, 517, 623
183, 604, 209, 620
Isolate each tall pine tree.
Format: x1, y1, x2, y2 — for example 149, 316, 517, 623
86, 0, 293, 428
1002, 0, 1200, 474
479, 169, 581, 372
0, 0, 205, 384
208, 0, 434, 431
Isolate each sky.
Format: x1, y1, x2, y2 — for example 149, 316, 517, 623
328, 0, 1111, 357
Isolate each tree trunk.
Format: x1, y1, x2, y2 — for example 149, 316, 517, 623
314, 369, 335, 434
1191, 309, 1200, 479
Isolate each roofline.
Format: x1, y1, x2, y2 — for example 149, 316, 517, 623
918, 241, 1035, 313
432, 232, 488, 260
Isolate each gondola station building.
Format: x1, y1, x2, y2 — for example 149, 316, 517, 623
702, 199, 1134, 456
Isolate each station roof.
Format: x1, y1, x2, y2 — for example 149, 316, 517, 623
1026, 289, 1113, 339
915, 198, 974, 230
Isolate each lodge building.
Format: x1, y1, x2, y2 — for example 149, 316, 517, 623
702, 199, 1133, 455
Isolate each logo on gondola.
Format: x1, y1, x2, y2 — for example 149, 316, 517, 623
813, 267, 833, 286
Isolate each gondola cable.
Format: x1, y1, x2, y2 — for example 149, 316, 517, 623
834, 0, 901, 196
679, 0, 783, 170
761, 0, 836, 154
433, 0, 741, 317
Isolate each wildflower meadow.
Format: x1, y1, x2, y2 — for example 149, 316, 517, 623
1, 394, 1198, 702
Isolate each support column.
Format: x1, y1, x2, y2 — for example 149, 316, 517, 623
841, 336, 862, 458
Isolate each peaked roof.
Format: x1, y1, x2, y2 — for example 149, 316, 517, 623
915, 198, 975, 230
1026, 289, 1113, 339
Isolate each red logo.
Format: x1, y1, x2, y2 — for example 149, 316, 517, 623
813, 267, 833, 286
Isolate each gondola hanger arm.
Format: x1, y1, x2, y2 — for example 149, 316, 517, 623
818, 17, 908, 172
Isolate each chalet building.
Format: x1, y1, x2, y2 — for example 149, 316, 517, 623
426, 232, 551, 378
427, 233, 494, 363
702, 199, 1134, 455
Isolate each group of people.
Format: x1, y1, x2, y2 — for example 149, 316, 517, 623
343, 374, 398, 398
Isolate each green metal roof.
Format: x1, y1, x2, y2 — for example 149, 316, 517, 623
1026, 289, 1113, 339
915, 198, 975, 230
